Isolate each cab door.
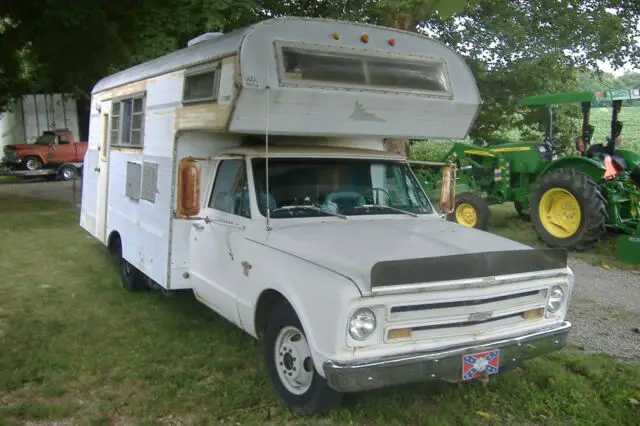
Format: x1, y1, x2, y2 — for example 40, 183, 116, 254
189, 158, 252, 327
47, 133, 75, 164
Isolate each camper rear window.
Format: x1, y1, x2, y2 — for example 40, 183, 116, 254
279, 46, 450, 95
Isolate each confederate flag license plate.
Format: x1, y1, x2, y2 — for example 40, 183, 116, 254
462, 349, 500, 381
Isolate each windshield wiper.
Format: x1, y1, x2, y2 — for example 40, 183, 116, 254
269, 205, 348, 219
356, 204, 419, 217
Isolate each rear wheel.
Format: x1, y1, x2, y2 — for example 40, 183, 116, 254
58, 164, 78, 181
111, 235, 147, 292
263, 302, 343, 415
447, 192, 490, 231
531, 168, 606, 250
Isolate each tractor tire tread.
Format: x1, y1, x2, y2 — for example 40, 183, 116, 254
532, 168, 606, 251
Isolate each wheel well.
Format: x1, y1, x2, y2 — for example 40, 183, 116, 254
107, 231, 121, 255
254, 289, 288, 339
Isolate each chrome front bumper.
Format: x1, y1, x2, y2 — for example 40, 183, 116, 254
323, 321, 572, 392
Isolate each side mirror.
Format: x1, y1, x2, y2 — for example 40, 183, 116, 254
177, 157, 201, 217
438, 164, 456, 214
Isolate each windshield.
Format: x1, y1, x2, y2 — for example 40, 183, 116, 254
251, 157, 434, 219
34, 133, 55, 144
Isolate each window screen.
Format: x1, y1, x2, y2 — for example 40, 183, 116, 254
110, 94, 145, 147
183, 70, 218, 102
280, 45, 450, 95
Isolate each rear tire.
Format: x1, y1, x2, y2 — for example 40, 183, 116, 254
447, 192, 490, 231
263, 301, 343, 415
58, 164, 78, 181
111, 235, 147, 292
531, 168, 606, 250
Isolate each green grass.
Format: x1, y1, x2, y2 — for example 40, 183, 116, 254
591, 106, 640, 152
0, 176, 20, 184
1, 194, 640, 425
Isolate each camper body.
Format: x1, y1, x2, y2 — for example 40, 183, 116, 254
80, 17, 573, 415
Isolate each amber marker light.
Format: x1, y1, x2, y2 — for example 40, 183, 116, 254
387, 328, 411, 340
360, 33, 369, 43
331, 32, 340, 40
388, 38, 396, 46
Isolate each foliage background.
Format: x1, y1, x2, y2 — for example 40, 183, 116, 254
1, 0, 640, 143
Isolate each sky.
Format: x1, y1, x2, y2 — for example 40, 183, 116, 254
597, 59, 638, 77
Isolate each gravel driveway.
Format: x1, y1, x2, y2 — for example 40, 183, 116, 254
566, 259, 640, 364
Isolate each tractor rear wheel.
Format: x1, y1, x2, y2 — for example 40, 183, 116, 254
531, 168, 606, 250
447, 192, 490, 231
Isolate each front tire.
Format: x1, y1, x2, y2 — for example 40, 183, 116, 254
264, 302, 343, 415
514, 200, 531, 221
447, 192, 490, 230
531, 168, 606, 250
23, 156, 42, 171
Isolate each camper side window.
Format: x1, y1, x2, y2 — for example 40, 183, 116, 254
110, 94, 145, 148
208, 159, 250, 218
183, 62, 220, 104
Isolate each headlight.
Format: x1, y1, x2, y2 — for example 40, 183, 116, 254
546, 285, 565, 313
348, 308, 376, 341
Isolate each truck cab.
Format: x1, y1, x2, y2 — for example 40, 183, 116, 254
2, 128, 87, 171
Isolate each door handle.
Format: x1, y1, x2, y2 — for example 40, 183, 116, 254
94, 167, 100, 172
192, 223, 205, 231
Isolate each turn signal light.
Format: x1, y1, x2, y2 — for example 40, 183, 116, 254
388, 38, 396, 46
387, 328, 411, 340
521, 308, 544, 320
331, 32, 340, 40
360, 34, 369, 43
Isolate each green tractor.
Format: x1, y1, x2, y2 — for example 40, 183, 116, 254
413, 89, 640, 264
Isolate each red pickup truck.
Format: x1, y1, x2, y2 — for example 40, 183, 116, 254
2, 128, 88, 171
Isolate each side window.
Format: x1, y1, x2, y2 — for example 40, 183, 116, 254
110, 94, 145, 147
58, 133, 70, 144
208, 159, 250, 218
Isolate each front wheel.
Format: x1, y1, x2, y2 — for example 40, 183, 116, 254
531, 168, 606, 250
447, 192, 490, 230
264, 302, 343, 415
23, 156, 42, 171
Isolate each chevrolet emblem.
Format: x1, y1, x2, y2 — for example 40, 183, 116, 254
469, 311, 493, 322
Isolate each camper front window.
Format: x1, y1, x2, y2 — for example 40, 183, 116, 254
251, 157, 433, 219
280, 45, 450, 95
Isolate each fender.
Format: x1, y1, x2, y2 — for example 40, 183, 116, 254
539, 156, 605, 183
614, 148, 640, 168
15, 149, 47, 165
239, 241, 362, 376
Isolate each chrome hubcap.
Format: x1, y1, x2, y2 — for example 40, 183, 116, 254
62, 168, 74, 179
275, 325, 313, 395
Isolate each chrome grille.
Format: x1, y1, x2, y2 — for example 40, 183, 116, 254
384, 284, 552, 343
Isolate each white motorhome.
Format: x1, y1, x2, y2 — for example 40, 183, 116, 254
80, 17, 573, 415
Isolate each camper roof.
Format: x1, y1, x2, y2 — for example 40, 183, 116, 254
92, 17, 477, 98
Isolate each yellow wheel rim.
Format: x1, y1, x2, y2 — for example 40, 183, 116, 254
455, 203, 478, 227
538, 188, 582, 238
